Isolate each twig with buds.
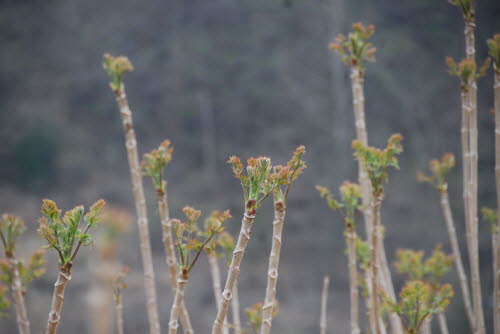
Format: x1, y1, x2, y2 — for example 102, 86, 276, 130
38, 199, 105, 334
112, 266, 131, 334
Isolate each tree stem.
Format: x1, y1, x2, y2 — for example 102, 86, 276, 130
7, 256, 30, 334
46, 268, 71, 334
212, 211, 255, 334
320, 276, 330, 334
168, 277, 188, 334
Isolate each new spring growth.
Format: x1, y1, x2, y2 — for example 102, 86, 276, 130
38, 199, 106, 270
0, 284, 10, 316
394, 246, 454, 282
481, 207, 498, 234
228, 147, 305, 213
0, 214, 46, 292
102, 54, 134, 94
172, 207, 230, 279
417, 153, 455, 193
329, 22, 376, 70
0, 250, 46, 293
352, 134, 403, 197
112, 266, 131, 304
446, 57, 490, 91
268, 145, 306, 205
449, 0, 475, 22
202, 211, 234, 257
316, 181, 362, 229
142, 140, 174, 194
487, 34, 500, 73
0, 214, 25, 257
216, 232, 235, 267
245, 301, 279, 333
383, 280, 453, 334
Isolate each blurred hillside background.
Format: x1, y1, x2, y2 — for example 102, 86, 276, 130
1, 0, 500, 333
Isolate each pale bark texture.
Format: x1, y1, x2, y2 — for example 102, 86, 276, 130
169, 278, 188, 334
346, 230, 360, 334
212, 211, 256, 334
114, 87, 161, 334
115, 294, 125, 334
320, 276, 330, 334
46, 268, 71, 334
231, 280, 242, 334
370, 196, 382, 334
260, 205, 286, 334
494, 70, 500, 334
421, 318, 431, 334
158, 189, 193, 334
208, 254, 229, 334
7, 256, 30, 334
463, 18, 485, 334
439, 191, 474, 326
350, 66, 401, 334
437, 313, 449, 334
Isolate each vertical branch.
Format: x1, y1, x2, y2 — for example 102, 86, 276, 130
346, 229, 360, 334
113, 88, 161, 334
208, 254, 229, 334
231, 279, 242, 334
46, 268, 71, 334
168, 278, 188, 334
212, 211, 255, 334
371, 196, 382, 334
115, 291, 125, 334
260, 203, 286, 334
320, 276, 330, 334
439, 191, 474, 325
8, 256, 30, 334
494, 69, 500, 334
463, 13, 485, 334
157, 187, 193, 333
437, 313, 449, 334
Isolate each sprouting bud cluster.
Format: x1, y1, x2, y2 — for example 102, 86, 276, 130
487, 34, 500, 73
449, 0, 475, 22
383, 280, 453, 334
172, 206, 230, 278
394, 245, 453, 282
352, 134, 403, 197
0, 250, 46, 293
112, 265, 131, 304
0, 214, 26, 257
355, 237, 370, 272
316, 181, 362, 229
38, 199, 106, 270
481, 207, 498, 234
228, 146, 306, 211
102, 54, 134, 93
417, 153, 455, 193
142, 140, 174, 193
0, 284, 10, 316
446, 57, 490, 91
245, 300, 279, 333
202, 211, 233, 256
329, 22, 376, 70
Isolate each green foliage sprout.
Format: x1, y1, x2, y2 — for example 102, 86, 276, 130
383, 280, 453, 334
102, 54, 134, 93
394, 245, 454, 283
172, 206, 230, 278
446, 57, 490, 91
0, 284, 10, 317
38, 199, 106, 270
487, 34, 500, 73
0, 250, 46, 293
228, 146, 306, 210
329, 22, 376, 70
417, 153, 455, 193
0, 214, 26, 257
142, 140, 174, 193
449, 0, 475, 22
245, 301, 279, 333
352, 134, 403, 197
316, 181, 362, 229
481, 207, 498, 234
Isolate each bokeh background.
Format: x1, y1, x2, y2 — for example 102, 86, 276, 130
1, 0, 500, 333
